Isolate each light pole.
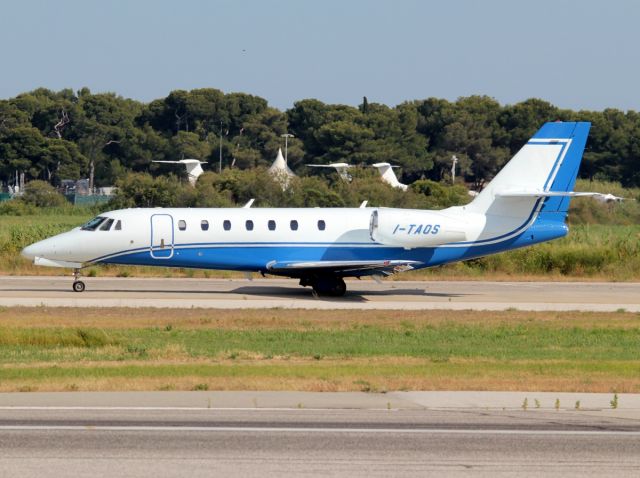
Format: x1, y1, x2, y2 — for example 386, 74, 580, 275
451, 155, 458, 184
281, 133, 294, 163
219, 121, 223, 173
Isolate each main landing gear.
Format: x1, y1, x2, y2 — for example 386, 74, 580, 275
72, 268, 85, 293
300, 275, 347, 297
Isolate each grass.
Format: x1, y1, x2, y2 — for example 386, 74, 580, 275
3, 323, 640, 363
407, 224, 640, 281
0, 307, 639, 393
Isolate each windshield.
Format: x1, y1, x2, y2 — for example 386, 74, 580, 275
99, 218, 114, 231
81, 216, 106, 231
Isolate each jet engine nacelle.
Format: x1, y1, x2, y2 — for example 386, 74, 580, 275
370, 209, 468, 248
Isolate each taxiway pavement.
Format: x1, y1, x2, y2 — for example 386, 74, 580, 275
0, 276, 638, 311
1, 391, 639, 477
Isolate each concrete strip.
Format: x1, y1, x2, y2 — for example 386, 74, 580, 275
0, 391, 637, 412
1, 277, 639, 311
2, 425, 639, 436
2, 297, 639, 311
0, 391, 419, 410
391, 391, 638, 410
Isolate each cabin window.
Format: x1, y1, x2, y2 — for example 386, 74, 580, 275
81, 216, 106, 231
290, 220, 298, 231
318, 220, 326, 231
114, 220, 122, 231
246, 220, 254, 231
201, 220, 209, 231
268, 220, 276, 231
223, 220, 231, 231
178, 220, 187, 231
99, 218, 114, 231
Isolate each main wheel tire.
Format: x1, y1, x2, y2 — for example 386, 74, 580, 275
72, 281, 85, 293
312, 276, 347, 297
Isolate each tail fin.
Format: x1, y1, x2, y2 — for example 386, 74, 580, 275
372, 163, 408, 191
466, 122, 591, 223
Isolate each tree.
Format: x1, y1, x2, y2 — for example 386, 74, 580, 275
170, 131, 211, 160
0, 126, 47, 181
109, 173, 184, 208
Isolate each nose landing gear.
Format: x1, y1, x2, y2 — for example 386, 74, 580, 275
72, 268, 85, 293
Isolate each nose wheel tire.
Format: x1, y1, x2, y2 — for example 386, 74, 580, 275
72, 281, 85, 293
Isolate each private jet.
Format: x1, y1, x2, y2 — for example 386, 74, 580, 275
307, 163, 353, 181
152, 159, 207, 186
371, 162, 408, 191
23, 122, 601, 296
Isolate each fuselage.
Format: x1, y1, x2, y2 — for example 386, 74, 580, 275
21, 205, 567, 274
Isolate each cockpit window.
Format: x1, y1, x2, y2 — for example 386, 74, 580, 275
114, 220, 122, 231
99, 218, 114, 231
81, 216, 106, 231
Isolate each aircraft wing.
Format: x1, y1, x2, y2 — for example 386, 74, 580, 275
152, 160, 207, 164
266, 259, 420, 277
307, 163, 352, 168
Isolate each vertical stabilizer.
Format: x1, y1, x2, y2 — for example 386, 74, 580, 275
372, 163, 408, 191
466, 122, 590, 224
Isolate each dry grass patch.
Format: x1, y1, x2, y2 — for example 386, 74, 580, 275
0, 307, 638, 330
2, 360, 639, 394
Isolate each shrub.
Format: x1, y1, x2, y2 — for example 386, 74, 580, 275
21, 180, 68, 208
0, 200, 37, 216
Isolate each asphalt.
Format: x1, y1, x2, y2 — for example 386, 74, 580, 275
1, 276, 639, 311
1, 391, 639, 477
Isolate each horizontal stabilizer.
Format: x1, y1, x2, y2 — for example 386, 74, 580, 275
494, 190, 625, 200
307, 163, 352, 168
152, 160, 207, 164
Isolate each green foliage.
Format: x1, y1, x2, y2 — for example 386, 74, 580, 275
0, 199, 37, 216
411, 179, 471, 208
20, 180, 68, 207
0, 222, 78, 254
425, 224, 640, 281
3, 87, 640, 194
567, 179, 640, 225
610, 393, 619, 409
109, 173, 184, 208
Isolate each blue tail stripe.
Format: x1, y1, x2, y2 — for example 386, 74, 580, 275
536, 122, 591, 219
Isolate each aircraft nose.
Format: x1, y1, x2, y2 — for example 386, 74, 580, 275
21, 241, 46, 260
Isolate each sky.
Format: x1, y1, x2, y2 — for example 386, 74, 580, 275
1, 0, 639, 111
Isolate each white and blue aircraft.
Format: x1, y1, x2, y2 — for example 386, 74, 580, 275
22, 122, 597, 296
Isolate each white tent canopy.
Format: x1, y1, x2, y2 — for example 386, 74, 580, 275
268, 148, 296, 189
268, 148, 295, 177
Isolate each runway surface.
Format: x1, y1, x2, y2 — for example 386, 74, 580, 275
0, 276, 639, 311
1, 391, 639, 477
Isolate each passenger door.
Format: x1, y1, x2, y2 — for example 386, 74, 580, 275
150, 214, 174, 259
